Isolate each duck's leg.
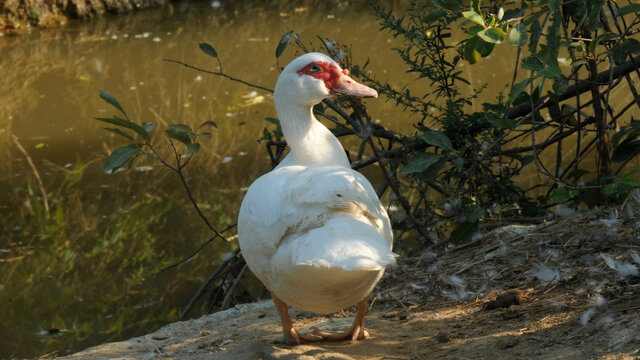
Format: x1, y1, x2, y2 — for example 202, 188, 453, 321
310, 296, 370, 342
271, 292, 324, 345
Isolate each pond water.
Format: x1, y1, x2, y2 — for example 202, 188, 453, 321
2, 1, 637, 358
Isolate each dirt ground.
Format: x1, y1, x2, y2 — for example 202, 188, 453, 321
58, 205, 640, 360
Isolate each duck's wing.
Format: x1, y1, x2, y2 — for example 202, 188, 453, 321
238, 165, 394, 284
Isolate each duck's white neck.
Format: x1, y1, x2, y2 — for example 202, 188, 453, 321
274, 99, 349, 168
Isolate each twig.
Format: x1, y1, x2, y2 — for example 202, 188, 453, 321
160, 226, 237, 274
163, 58, 273, 93
367, 138, 433, 243
179, 247, 241, 320
143, 225, 237, 307
506, 55, 640, 119
220, 263, 248, 310
12, 135, 50, 214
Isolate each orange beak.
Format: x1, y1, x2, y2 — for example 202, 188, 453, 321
330, 73, 378, 98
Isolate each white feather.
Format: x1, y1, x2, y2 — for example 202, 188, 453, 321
530, 263, 560, 283
580, 308, 596, 325
238, 53, 396, 315
600, 252, 639, 277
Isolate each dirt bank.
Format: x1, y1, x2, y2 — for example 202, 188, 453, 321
0, 0, 166, 31
57, 206, 640, 359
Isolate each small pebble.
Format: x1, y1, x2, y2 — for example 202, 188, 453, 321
435, 331, 450, 343
497, 337, 519, 349
484, 290, 523, 311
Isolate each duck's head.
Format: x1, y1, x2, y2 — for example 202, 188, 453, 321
274, 52, 378, 108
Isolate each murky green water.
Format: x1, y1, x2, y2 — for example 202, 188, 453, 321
2, 1, 638, 358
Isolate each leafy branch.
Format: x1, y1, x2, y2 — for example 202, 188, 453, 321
96, 90, 228, 242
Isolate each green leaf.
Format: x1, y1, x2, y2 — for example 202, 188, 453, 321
187, 142, 200, 154
464, 36, 494, 63
488, 14, 496, 27
509, 22, 527, 47
450, 221, 478, 243
528, 19, 541, 53
553, 76, 569, 95
313, 103, 326, 114
497, 7, 504, 20
99, 90, 127, 116
199, 43, 218, 58
611, 128, 630, 149
619, 176, 640, 187
587, 0, 605, 31
509, 78, 533, 104
522, 56, 545, 72
55, 205, 64, 226
465, 205, 484, 222
421, 131, 454, 152
199, 120, 218, 129
462, 10, 485, 26
467, 25, 484, 37
539, 65, 561, 79
603, 183, 617, 196
104, 145, 138, 173
503, 8, 524, 21
516, 156, 533, 167
612, 38, 640, 65
103, 127, 134, 141
165, 124, 193, 145
566, 168, 590, 181
400, 152, 442, 174
464, 37, 481, 64
487, 116, 515, 129
452, 158, 465, 169
258, 128, 273, 143
618, 4, 640, 15
553, 187, 571, 203
265, 117, 280, 125
612, 139, 640, 162
424, 9, 445, 22
589, 32, 619, 54
470, 0, 480, 13
477, 27, 506, 44
142, 123, 157, 133
276, 31, 293, 58
545, 16, 561, 67
264, 117, 283, 139
94, 116, 150, 143
476, 37, 495, 56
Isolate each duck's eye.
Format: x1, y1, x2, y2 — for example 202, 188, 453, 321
309, 64, 321, 73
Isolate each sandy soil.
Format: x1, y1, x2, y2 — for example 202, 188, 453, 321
58, 206, 640, 360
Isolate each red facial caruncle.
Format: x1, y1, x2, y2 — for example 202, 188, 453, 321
297, 61, 350, 89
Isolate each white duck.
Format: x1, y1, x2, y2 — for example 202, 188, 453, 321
238, 52, 396, 344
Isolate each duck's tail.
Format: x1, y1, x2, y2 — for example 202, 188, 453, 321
281, 216, 397, 272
